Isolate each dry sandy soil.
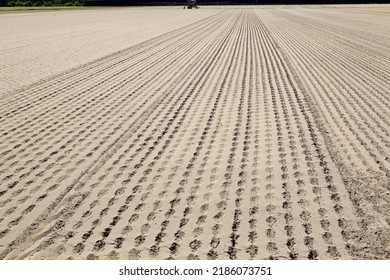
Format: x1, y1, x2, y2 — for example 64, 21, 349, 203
0, 7, 220, 94
0, 5, 389, 260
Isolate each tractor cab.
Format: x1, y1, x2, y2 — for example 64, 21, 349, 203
184, 0, 198, 9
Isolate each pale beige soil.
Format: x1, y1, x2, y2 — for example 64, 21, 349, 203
0, 7, 220, 94
0, 5, 389, 260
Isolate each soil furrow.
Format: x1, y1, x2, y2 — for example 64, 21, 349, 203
1, 6, 388, 260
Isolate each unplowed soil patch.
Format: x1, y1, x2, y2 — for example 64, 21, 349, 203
0, 5, 389, 260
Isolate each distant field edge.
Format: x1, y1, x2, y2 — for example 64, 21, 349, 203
0, 6, 110, 11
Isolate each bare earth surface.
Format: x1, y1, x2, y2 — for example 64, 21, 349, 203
0, 5, 389, 260
0, 7, 220, 94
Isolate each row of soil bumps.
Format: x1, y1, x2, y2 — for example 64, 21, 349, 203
0, 7, 389, 259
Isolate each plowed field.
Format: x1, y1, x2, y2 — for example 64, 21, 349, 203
0, 5, 389, 260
